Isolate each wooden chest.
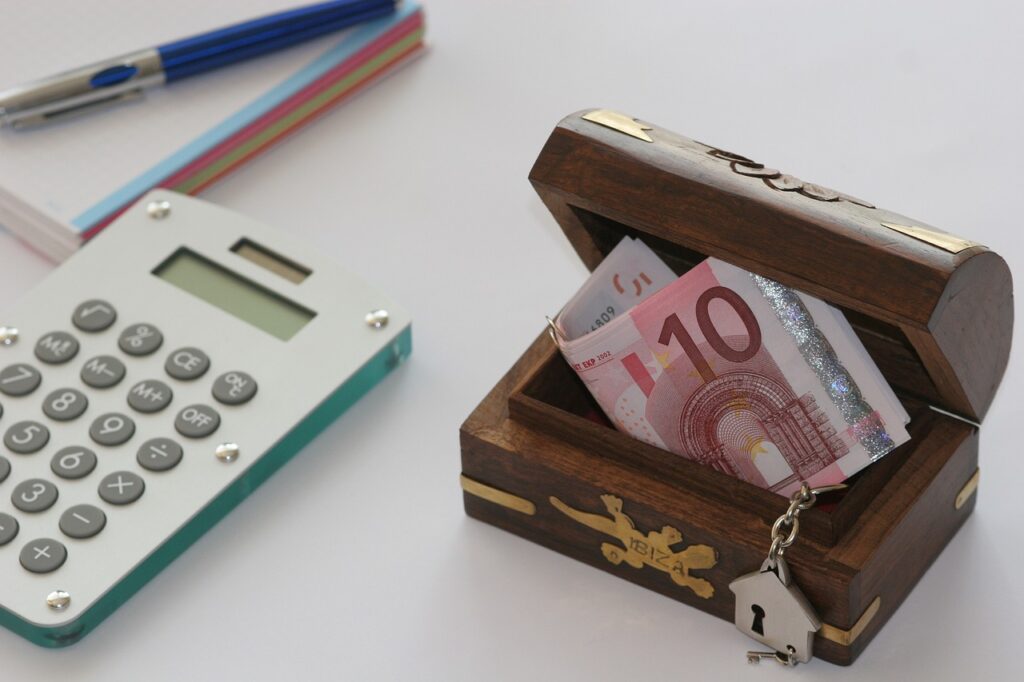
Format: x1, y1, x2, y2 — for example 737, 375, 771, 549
459, 110, 1014, 665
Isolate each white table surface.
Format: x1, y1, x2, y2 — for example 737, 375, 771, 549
0, 1, 1021, 679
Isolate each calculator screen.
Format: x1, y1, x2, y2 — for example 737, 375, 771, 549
153, 247, 316, 340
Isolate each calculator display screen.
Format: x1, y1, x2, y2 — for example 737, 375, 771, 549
154, 248, 316, 340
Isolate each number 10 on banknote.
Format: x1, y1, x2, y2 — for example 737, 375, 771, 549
553, 238, 910, 496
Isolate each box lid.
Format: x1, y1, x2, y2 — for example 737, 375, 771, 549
528, 109, 1013, 423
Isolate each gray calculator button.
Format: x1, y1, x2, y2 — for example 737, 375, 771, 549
80, 355, 126, 389
175, 404, 220, 438
34, 331, 80, 364
89, 413, 135, 446
212, 371, 257, 405
0, 455, 9, 483
4, 420, 50, 454
50, 446, 98, 480
59, 505, 107, 539
72, 300, 117, 332
126, 379, 173, 413
12, 478, 59, 513
19, 538, 67, 574
0, 363, 42, 396
0, 512, 18, 546
42, 388, 89, 421
118, 323, 163, 356
137, 438, 183, 472
98, 471, 145, 505
165, 347, 210, 381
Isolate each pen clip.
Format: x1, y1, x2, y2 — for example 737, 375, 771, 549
0, 48, 164, 130
7, 88, 146, 130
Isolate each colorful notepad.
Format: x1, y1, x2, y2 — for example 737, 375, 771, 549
0, 2, 424, 261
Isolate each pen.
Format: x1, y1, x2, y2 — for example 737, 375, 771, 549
0, 0, 397, 129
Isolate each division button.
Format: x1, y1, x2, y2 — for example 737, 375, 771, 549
0, 455, 9, 484
4, 420, 50, 454
98, 471, 145, 505
0, 512, 18, 546
42, 388, 89, 421
19, 538, 67, 574
89, 413, 135, 446
211, 371, 257, 405
137, 437, 183, 472
0, 363, 42, 396
12, 478, 59, 513
50, 447, 98, 480
34, 331, 80, 364
174, 404, 221, 439
72, 300, 117, 332
117, 323, 163, 356
165, 347, 210, 381
80, 354, 127, 389
59, 504, 107, 539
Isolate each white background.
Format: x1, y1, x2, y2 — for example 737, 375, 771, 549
1, 1, 1021, 679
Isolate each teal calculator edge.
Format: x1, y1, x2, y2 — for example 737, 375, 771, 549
0, 191, 412, 647
0, 327, 411, 647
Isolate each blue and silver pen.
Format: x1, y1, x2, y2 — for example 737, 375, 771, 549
0, 0, 397, 129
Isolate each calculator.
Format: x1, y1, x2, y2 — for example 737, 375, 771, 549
0, 191, 411, 647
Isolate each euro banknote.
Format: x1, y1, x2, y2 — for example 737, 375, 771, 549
552, 238, 910, 495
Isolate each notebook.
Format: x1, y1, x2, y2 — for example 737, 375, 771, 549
0, 1, 425, 261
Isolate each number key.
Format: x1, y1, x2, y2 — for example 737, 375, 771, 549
89, 413, 135, 446
0, 363, 42, 396
12, 478, 58, 513
50, 446, 98, 480
0, 455, 9, 484
42, 388, 89, 421
4, 420, 50, 454
0, 512, 18, 546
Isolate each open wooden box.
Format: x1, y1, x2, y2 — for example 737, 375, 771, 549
459, 110, 1013, 665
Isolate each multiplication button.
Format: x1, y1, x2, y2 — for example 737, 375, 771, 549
175, 404, 220, 438
51, 447, 98, 480
127, 379, 173, 413
34, 331, 79, 364
12, 479, 59, 513
42, 388, 89, 421
59, 505, 107, 539
81, 355, 126, 389
212, 371, 257, 405
0, 363, 42, 396
72, 300, 117, 332
4, 421, 50, 454
0, 512, 18, 546
89, 413, 135, 446
118, 323, 163, 357
137, 438, 183, 472
19, 539, 67, 574
98, 471, 145, 505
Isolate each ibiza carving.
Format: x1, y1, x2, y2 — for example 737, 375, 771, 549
550, 494, 717, 598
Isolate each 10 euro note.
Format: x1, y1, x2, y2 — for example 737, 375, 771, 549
553, 243, 910, 496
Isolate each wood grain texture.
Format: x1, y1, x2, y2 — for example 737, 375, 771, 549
459, 110, 1010, 666
528, 110, 1014, 421
461, 333, 978, 666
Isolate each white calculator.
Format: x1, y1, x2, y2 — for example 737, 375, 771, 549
0, 191, 411, 647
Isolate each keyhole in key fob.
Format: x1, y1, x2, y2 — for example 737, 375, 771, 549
751, 604, 766, 635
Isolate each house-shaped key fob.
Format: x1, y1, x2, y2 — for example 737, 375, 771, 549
729, 558, 822, 663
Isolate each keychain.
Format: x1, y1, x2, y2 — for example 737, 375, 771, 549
728, 482, 846, 667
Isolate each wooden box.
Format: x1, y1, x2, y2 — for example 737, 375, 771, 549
459, 110, 1014, 665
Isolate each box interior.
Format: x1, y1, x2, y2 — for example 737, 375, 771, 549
508, 207, 952, 546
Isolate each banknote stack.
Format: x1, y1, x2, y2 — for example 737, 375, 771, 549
550, 237, 910, 496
